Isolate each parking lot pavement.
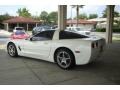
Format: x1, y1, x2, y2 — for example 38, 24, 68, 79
0, 37, 9, 44
0, 42, 120, 85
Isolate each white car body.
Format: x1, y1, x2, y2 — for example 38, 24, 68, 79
6, 30, 105, 66
66, 27, 91, 35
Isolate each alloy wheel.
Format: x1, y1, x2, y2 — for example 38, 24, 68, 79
57, 51, 71, 68
8, 44, 16, 56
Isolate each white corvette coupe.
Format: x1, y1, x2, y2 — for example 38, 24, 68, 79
6, 30, 105, 69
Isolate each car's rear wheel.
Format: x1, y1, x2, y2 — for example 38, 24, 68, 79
7, 43, 18, 57
55, 48, 75, 69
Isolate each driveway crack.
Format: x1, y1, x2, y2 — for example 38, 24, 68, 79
22, 59, 45, 84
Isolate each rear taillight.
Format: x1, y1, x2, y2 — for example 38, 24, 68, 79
96, 42, 98, 47
92, 43, 95, 48
92, 42, 98, 48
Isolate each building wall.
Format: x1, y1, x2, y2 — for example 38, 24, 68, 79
96, 22, 106, 28
68, 24, 95, 31
96, 21, 118, 28
4, 23, 38, 32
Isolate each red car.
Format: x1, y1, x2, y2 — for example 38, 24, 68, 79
11, 30, 30, 39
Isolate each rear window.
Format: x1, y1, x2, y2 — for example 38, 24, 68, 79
15, 31, 25, 35
59, 31, 88, 39
16, 27, 24, 30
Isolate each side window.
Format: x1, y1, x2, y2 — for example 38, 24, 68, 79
33, 30, 55, 41
59, 31, 88, 39
59, 31, 70, 39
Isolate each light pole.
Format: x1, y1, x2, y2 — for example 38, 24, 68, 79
71, 6, 73, 27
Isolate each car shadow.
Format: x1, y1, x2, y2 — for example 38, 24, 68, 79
20, 56, 55, 65
73, 60, 103, 70
15, 55, 103, 71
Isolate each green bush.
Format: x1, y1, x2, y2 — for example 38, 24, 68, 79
96, 28, 120, 32
96, 28, 106, 32
113, 28, 120, 32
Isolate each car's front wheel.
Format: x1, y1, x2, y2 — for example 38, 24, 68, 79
7, 43, 18, 57
55, 48, 75, 69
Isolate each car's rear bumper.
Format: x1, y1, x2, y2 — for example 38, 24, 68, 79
75, 39, 105, 65
89, 39, 106, 63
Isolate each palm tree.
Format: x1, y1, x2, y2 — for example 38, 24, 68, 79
71, 5, 84, 27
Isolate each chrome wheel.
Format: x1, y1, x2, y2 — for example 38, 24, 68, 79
7, 44, 18, 57
57, 51, 72, 69
8, 45, 15, 56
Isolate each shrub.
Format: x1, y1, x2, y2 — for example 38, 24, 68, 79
96, 28, 120, 32
96, 28, 106, 32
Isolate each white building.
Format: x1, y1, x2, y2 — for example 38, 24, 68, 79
88, 17, 120, 28
66, 19, 97, 31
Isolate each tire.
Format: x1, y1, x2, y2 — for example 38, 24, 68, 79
7, 43, 18, 57
55, 48, 75, 69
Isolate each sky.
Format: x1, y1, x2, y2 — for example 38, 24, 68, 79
0, 5, 120, 18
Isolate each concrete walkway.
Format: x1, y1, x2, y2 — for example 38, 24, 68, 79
0, 41, 120, 85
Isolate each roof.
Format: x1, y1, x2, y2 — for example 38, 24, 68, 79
3, 16, 40, 23
87, 18, 106, 22
67, 19, 97, 24
88, 17, 120, 22
100, 22, 117, 25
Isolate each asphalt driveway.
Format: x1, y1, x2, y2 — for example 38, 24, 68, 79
0, 41, 120, 85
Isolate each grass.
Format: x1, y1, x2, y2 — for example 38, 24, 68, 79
113, 37, 120, 41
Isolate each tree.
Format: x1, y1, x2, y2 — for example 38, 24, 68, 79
71, 5, 84, 26
32, 15, 40, 20
17, 8, 31, 17
0, 13, 11, 22
0, 13, 11, 29
74, 13, 87, 19
48, 11, 58, 25
114, 19, 120, 28
78, 13, 88, 19
89, 14, 98, 19
102, 7, 120, 18
40, 11, 48, 24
